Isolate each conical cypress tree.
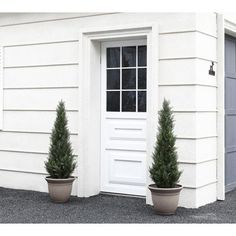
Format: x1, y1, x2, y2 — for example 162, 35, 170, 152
45, 101, 76, 179
149, 99, 182, 188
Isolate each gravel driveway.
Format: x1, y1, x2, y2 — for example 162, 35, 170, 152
0, 187, 235, 223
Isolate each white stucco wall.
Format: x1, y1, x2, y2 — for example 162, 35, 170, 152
159, 13, 218, 207
0, 12, 218, 208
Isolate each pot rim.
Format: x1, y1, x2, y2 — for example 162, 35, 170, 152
45, 176, 75, 182
148, 183, 183, 191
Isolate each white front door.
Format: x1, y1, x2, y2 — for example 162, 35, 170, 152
101, 40, 147, 196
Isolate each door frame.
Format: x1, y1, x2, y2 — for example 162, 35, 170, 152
78, 23, 159, 204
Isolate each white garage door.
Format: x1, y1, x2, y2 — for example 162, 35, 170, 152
100, 40, 147, 196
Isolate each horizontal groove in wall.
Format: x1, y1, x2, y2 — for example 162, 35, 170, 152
3, 109, 78, 112
3, 109, 217, 113
0, 148, 215, 164
0, 149, 78, 156
0, 168, 78, 177
193, 30, 217, 39
0, 151, 216, 171
178, 158, 217, 165
183, 180, 217, 190
4, 86, 79, 90
0, 130, 78, 136
171, 110, 218, 113
0, 168, 47, 176
4, 63, 79, 69
0, 13, 117, 28
159, 30, 217, 39
4, 39, 79, 48
0, 149, 48, 155
2, 29, 216, 48
159, 57, 217, 63
176, 135, 217, 140
158, 84, 217, 88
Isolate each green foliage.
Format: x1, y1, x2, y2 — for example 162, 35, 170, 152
45, 101, 76, 179
149, 99, 182, 188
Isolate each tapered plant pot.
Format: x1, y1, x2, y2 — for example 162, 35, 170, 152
46, 177, 75, 203
148, 184, 182, 215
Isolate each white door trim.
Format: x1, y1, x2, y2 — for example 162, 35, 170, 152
78, 23, 159, 204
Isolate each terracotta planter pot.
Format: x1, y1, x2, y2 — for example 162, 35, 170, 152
45, 177, 75, 203
148, 184, 182, 215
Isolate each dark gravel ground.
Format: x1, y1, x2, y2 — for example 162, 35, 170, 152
0, 187, 235, 223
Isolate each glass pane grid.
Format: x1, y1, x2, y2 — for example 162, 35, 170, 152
106, 45, 147, 113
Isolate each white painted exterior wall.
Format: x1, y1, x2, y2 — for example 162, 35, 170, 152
0, 12, 222, 208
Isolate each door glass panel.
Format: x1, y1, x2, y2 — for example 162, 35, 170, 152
107, 47, 120, 68
122, 69, 136, 89
106, 44, 146, 113
122, 91, 136, 112
138, 91, 146, 112
107, 91, 120, 112
107, 69, 120, 90
138, 46, 147, 66
138, 68, 146, 89
122, 46, 136, 67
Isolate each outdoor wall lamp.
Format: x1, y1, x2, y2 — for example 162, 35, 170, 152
209, 62, 215, 76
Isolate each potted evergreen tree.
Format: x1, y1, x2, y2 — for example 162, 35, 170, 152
45, 101, 76, 203
148, 99, 182, 215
